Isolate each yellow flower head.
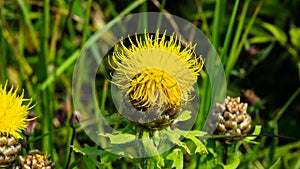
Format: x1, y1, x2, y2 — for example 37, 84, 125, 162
0, 82, 33, 138
110, 31, 204, 112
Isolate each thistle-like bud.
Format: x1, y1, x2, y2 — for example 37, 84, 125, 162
0, 134, 22, 168
207, 96, 252, 143
13, 153, 55, 169
123, 97, 183, 130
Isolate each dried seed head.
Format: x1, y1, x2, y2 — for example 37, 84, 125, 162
0, 134, 21, 167
207, 96, 252, 144
13, 153, 55, 169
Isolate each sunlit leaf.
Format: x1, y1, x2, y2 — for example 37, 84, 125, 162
298, 62, 300, 78
174, 110, 192, 122
153, 155, 165, 169
269, 157, 282, 169
218, 153, 240, 169
261, 22, 287, 45
153, 130, 160, 147
162, 130, 191, 154
142, 131, 160, 156
187, 130, 207, 137
72, 145, 103, 156
166, 149, 184, 169
289, 26, 300, 49
100, 133, 136, 144
244, 125, 261, 142
172, 129, 207, 154
185, 133, 208, 154
249, 36, 275, 44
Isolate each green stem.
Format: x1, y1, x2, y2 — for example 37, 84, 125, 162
220, 0, 240, 63
41, 0, 54, 157
64, 126, 76, 169
17, 0, 40, 52
106, 0, 119, 17
223, 144, 228, 164
234, 0, 264, 68
212, 0, 221, 48
0, 0, 6, 82
155, 0, 166, 30
40, 50, 80, 91
225, 0, 264, 81
225, 0, 251, 80
81, 0, 93, 47
196, 73, 211, 130
274, 86, 300, 122
194, 0, 211, 39
0, 27, 7, 83
0, 16, 32, 78
270, 86, 300, 162
141, 0, 148, 30
83, 0, 146, 48
100, 80, 108, 112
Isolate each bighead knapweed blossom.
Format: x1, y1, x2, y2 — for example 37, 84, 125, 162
110, 31, 204, 129
0, 82, 33, 167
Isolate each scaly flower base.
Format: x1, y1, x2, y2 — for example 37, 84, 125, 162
123, 96, 183, 130
207, 96, 252, 144
0, 133, 22, 168
13, 153, 55, 169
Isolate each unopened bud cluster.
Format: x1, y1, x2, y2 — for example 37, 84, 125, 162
13, 153, 55, 169
0, 134, 22, 168
208, 96, 252, 143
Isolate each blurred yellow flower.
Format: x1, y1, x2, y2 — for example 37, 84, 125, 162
0, 82, 33, 138
110, 31, 204, 111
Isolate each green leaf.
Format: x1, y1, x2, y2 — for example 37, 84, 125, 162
72, 145, 118, 165
100, 133, 136, 144
187, 130, 207, 137
166, 149, 184, 169
72, 145, 103, 156
153, 155, 165, 169
261, 22, 287, 45
207, 147, 217, 158
184, 132, 208, 154
174, 110, 192, 122
244, 125, 261, 144
142, 131, 160, 156
253, 42, 275, 65
99, 151, 118, 164
269, 157, 282, 169
152, 130, 160, 147
173, 129, 207, 154
290, 26, 300, 49
69, 156, 84, 169
162, 130, 191, 154
83, 155, 102, 169
218, 153, 240, 169
252, 125, 262, 135
298, 62, 300, 78
246, 125, 262, 141
249, 36, 275, 44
